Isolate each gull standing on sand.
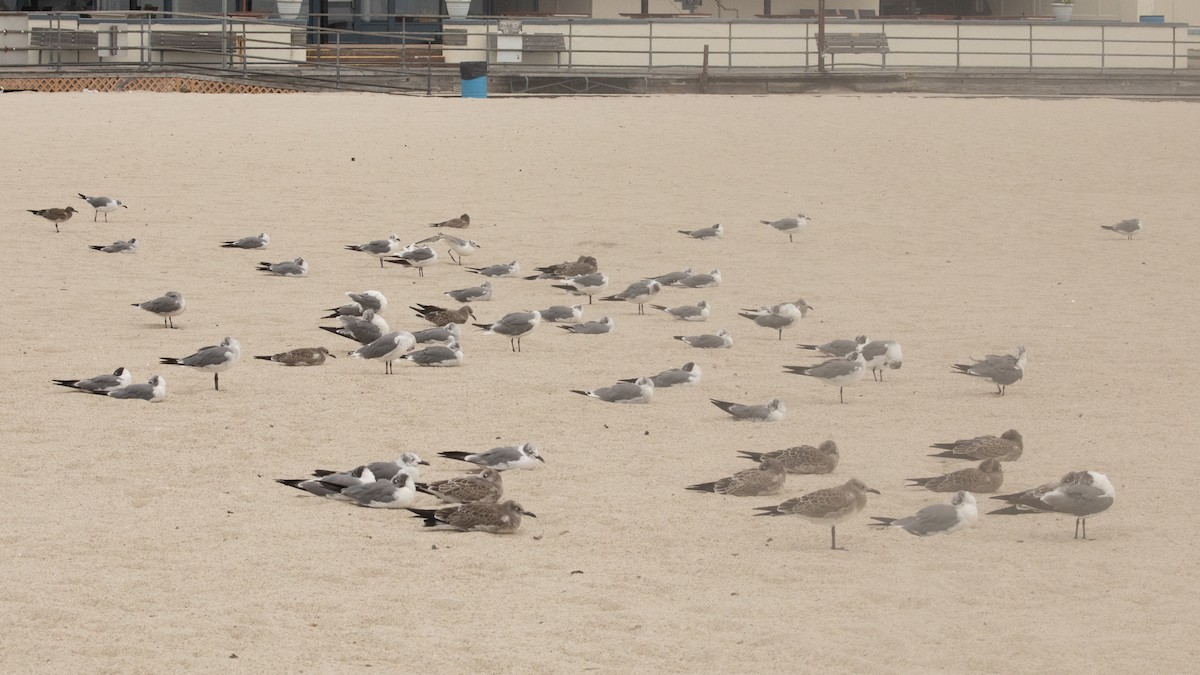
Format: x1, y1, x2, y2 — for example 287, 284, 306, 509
651, 299, 710, 321
253, 347, 334, 366
345, 233, 402, 268
861, 339, 903, 381
132, 291, 185, 328
761, 214, 809, 243
559, 316, 613, 335
28, 206, 77, 232
77, 194, 127, 222
429, 213, 470, 229
678, 223, 723, 240
620, 361, 701, 388
160, 337, 241, 391
348, 331, 416, 374
89, 238, 137, 254
92, 375, 167, 402
677, 269, 722, 289
257, 257, 308, 277
738, 440, 839, 474
220, 232, 269, 249
444, 281, 493, 303
386, 245, 438, 276
798, 335, 868, 358
600, 279, 662, 315
952, 345, 1025, 396
473, 310, 541, 352
412, 303, 476, 326
710, 398, 786, 422
783, 352, 866, 403
419, 232, 480, 264
467, 260, 521, 277
571, 376, 654, 404
538, 304, 584, 323
525, 255, 598, 280
552, 272, 610, 305
988, 470, 1115, 540
871, 491, 979, 536
1100, 218, 1142, 240
675, 329, 733, 349
400, 339, 464, 367
320, 308, 389, 344
754, 478, 880, 550
439, 442, 544, 471
739, 302, 806, 340
929, 429, 1024, 462
324, 290, 387, 318
687, 458, 787, 496
407, 500, 535, 534
416, 468, 504, 504
907, 458, 1004, 493
53, 366, 132, 393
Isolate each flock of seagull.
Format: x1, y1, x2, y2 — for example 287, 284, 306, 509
38, 196, 1134, 544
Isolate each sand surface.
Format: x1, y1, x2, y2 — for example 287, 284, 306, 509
2, 91, 1198, 672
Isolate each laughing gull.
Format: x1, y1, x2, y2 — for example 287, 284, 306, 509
407, 499, 535, 534
871, 491, 979, 536
438, 443, 544, 471
276, 464, 376, 500
742, 298, 813, 319
678, 223, 723, 240
525, 255, 598, 280
413, 303, 476, 326
53, 366, 132, 393
312, 452, 430, 482
686, 458, 787, 497
674, 329, 733, 349
419, 232, 480, 264
571, 376, 654, 404
908, 458, 1004, 493
861, 339, 903, 381
952, 346, 1025, 396
754, 478, 880, 550
132, 291, 185, 329
77, 194, 127, 221
348, 331, 416, 374
677, 269, 722, 289
257, 257, 308, 277
89, 238, 138, 254
324, 290, 387, 318
929, 429, 1023, 462
253, 347, 334, 366
620, 361, 701, 388
798, 335, 868, 358
160, 337, 241, 390
28, 206, 77, 232
429, 213, 470, 229
552, 272, 610, 305
335, 473, 418, 509
650, 267, 694, 286
416, 468, 504, 504
444, 281, 493, 303
761, 214, 809, 243
345, 233, 402, 268
988, 470, 1115, 539
400, 340, 463, 367
473, 310, 541, 352
738, 302, 805, 340
386, 245, 438, 277
1100, 218, 1142, 240
220, 232, 269, 249
538, 304, 584, 323
651, 300, 710, 322
413, 323, 461, 345
92, 375, 167, 402
559, 316, 613, 335
467, 261, 521, 277
738, 440, 839, 474
783, 352, 866, 403
320, 308, 388, 344
710, 398, 786, 422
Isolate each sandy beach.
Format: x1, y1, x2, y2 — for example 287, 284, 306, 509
2, 91, 1198, 672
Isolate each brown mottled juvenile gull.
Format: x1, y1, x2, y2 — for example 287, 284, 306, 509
407, 500, 535, 534
907, 458, 1004, 493
429, 213, 470, 229
28, 206, 77, 232
412, 303, 475, 326
686, 458, 786, 496
254, 347, 334, 366
738, 440, 839, 474
754, 478, 880, 550
929, 429, 1023, 462
416, 468, 504, 504
525, 255, 598, 280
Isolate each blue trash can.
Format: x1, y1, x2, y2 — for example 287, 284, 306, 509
460, 61, 488, 99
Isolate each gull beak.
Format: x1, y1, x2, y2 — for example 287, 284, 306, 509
866, 488, 881, 495
522, 510, 538, 518
327, 353, 337, 358
419, 460, 431, 466
536, 456, 546, 463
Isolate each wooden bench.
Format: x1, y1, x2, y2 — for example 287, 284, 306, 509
30, 27, 98, 64
487, 32, 567, 64
821, 32, 889, 69
149, 30, 226, 60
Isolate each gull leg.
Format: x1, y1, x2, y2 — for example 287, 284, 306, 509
214, 373, 220, 391
379, 258, 384, 269
777, 329, 783, 340
789, 233, 793, 243
588, 295, 593, 305
830, 526, 845, 550
839, 387, 845, 404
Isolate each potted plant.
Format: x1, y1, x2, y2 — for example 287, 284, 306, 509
445, 0, 471, 17
1051, 0, 1073, 22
